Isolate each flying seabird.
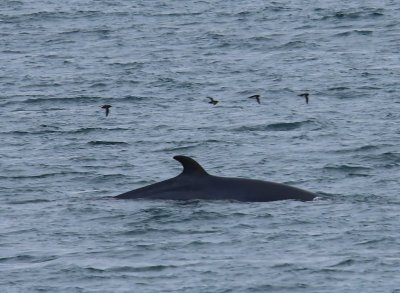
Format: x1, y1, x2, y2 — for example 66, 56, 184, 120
298, 93, 309, 104
207, 97, 219, 105
248, 94, 261, 104
101, 104, 112, 117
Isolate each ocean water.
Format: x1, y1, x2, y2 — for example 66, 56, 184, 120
1, 0, 400, 292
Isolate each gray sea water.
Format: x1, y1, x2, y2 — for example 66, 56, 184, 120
1, 0, 400, 292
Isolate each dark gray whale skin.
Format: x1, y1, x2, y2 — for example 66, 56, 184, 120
115, 156, 317, 202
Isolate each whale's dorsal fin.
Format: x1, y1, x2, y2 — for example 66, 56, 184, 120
174, 156, 209, 176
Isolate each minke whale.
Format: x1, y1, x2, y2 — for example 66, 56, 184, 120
115, 156, 317, 202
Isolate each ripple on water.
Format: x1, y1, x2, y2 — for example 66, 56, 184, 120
232, 120, 320, 132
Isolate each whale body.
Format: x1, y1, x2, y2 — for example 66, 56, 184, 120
115, 156, 317, 202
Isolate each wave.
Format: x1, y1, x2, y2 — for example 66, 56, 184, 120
233, 120, 316, 132
1, 171, 92, 180
320, 8, 384, 21
328, 86, 350, 91
6, 199, 52, 205
154, 143, 200, 152
0, 254, 36, 263
71, 127, 130, 134
17, 96, 103, 105
333, 144, 381, 154
0, 127, 130, 136
363, 152, 400, 166
1, 9, 124, 23
74, 263, 182, 274
113, 264, 178, 272
150, 11, 204, 18
323, 164, 371, 176
107, 61, 145, 69
265, 121, 307, 131
59, 127, 130, 134
329, 259, 356, 267
276, 40, 307, 49
153, 139, 223, 152
334, 30, 373, 37
10, 94, 160, 107
120, 95, 152, 102
0, 129, 59, 135
88, 141, 128, 146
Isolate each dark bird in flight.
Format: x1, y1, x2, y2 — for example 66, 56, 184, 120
101, 105, 112, 116
248, 94, 261, 104
207, 97, 219, 105
298, 93, 309, 104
